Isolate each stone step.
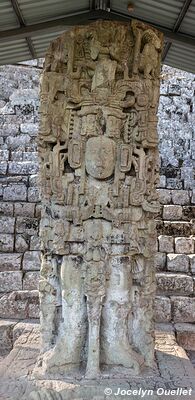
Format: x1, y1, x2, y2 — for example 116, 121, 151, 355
0, 319, 39, 356
175, 323, 195, 351
0, 290, 39, 319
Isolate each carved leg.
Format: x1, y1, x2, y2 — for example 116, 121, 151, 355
60, 255, 86, 365
39, 255, 86, 374
85, 295, 104, 379
101, 256, 144, 373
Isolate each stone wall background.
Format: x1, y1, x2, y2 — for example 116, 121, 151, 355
0, 61, 194, 349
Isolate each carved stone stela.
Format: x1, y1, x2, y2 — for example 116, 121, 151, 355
37, 20, 163, 379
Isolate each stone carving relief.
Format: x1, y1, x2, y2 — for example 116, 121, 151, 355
37, 20, 163, 379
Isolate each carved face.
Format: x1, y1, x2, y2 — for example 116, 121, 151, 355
85, 136, 116, 180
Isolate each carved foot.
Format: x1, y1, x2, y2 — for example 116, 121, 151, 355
85, 368, 101, 380
104, 343, 144, 374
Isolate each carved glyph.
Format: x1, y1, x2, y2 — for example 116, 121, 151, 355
37, 20, 163, 378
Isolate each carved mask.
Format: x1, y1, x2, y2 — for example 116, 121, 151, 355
85, 136, 116, 180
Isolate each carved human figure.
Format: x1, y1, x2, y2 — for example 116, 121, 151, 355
37, 20, 163, 380
139, 30, 162, 79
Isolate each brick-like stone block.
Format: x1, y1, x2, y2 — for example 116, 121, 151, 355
192, 189, 195, 204
0, 150, 9, 161
158, 235, 174, 253
0, 234, 14, 252
30, 235, 41, 251
0, 162, 7, 175
172, 297, 195, 322
8, 161, 39, 175
23, 251, 41, 271
0, 216, 15, 234
0, 271, 22, 292
166, 178, 182, 190
172, 190, 190, 205
182, 206, 195, 221
27, 187, 40, 202
14, 203, 35, 218
0, 253, 22, 271
0, 320, 17, 355
0, 290, 39, 319
156, 273, 193, 295
154, 296, 171, 322
16, 217, 39, 235
157, 189, 171, 205
3, 184, 27, 201
167, 254, 189, 272
158, 175, 166, 188
154, 252, 166, 271
23, 152, 38, 162
15, 234, 29, 252
175, 323, 195, 350
189, 255, 195, 274
163, 205, 182, 221
23, 271, 39, 290
162, 221, 192, 237
20, 123, 39, 136
10, 151, 23, 161
0, 202, 14, 216
175, 237, 194, 254
29, 174, 38, 187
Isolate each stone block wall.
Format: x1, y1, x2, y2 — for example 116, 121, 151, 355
0, 61, 41, 320
0, 62, 194, 344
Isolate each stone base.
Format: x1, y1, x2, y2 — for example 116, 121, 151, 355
0, 323, 195, 400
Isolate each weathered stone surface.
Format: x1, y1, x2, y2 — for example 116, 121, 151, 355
0, 202, 14, 216
0, 253, 22, 271
172, 297, 195, 322
189, 254, 195, 274
28, 187, 40, 202
0, 290, 39, 319
12, 320, 39, 344
167, 253, 189, 272
157, 221, 193, 237
0, 234, 14, 252
30, 235, 41, 251
0, 216, 15, 233
3, 184, 27, 201
154, 252, 166, 271
156, 273, 193, 295
154, 296, 171, 322
15, 234, 29, 252
182, 206, 195, 221
156, 189, 171, 204
1, 323, 195, 400
158, 235, 174, 253
0, 271, 22, 292
37, 20, 163, 378
172, 190, 190, 205
175, 237, 194, 254
23, 271, 39, 290
23, 251, 41, 271
163, 205, 183, 220
20, 123, 39, 135
175, 323, 195, 351
0, 320, 17, 355
14, 202, 35, 217
0, 162, 7, 175
8, 161, 39, 175
16, 217, 39, 235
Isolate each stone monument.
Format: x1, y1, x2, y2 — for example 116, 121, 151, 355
37, 19, 163, 380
